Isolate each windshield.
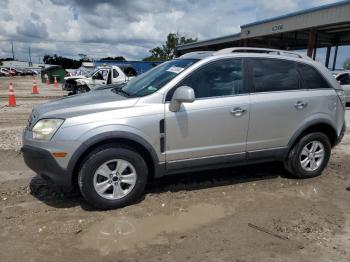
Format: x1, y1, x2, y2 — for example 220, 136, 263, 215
84, 68, 98, 77
119, 59, 198, 97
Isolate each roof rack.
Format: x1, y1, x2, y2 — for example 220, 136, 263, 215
179, 51, 215, 59
213, 47, 311, 60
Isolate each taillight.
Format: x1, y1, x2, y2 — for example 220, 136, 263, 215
336, 89, 346, 107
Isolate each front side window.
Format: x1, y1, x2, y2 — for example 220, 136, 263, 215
94, 69, 109, 80
178, 58, 244, 99
249, 58, 300, 93
297, 63, 331, 89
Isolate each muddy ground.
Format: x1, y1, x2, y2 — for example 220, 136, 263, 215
0, 76, 349, 262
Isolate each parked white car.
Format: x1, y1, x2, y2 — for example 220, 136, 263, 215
335, 71, 350, 103
62, 65, 137, 94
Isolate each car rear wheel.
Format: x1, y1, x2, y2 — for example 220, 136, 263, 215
284, 132, 331, 178
78, 146, 148, 209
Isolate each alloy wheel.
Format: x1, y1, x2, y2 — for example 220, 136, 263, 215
93, 159, 137, 200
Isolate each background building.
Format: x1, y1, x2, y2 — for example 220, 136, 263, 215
176, 0, 350, 70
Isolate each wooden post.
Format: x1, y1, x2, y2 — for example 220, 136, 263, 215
307, 30, 317, 58
312, 47, 317, 60
332, 45, 338, 71
241, 39, 248, 47
325, 46, 331, 68
312, 32, 318, 60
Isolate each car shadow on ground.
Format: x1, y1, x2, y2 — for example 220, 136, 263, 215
29, 162, 288, 211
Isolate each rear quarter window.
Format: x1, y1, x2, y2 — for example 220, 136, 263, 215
297, 63, 331, 89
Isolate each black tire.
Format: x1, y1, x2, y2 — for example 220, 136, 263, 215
78, 146, 148, 210
75, 85, 90, 94
284, 132, 331, 178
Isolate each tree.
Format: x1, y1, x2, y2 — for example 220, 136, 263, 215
101, 56, 126, 61
143, 33, 197, 61
0, 57, 15, 66
43, 54, 82, 69
344, 58, 350, 70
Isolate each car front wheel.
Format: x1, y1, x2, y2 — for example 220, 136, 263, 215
78, 146, 148, 209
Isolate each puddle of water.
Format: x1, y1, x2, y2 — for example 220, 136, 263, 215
80, 203, 227, 255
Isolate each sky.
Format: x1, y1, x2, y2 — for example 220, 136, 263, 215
0, 0, 348, 67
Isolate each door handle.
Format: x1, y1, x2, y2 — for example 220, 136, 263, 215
102, 82, 106, 84
231, 107, 246, 117
294, 101, 308, 110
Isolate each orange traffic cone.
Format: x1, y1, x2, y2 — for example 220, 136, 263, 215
8, 82, 16, 107
32, 77, 39, 94
46, 78, 50, 85
54, 76, 58, 88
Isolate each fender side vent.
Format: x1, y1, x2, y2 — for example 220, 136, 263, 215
160, 136, 165, 153
160, 119, 165, 153
160, 119, 165, 134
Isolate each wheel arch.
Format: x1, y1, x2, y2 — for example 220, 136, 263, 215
68, 132, 160, 187
287, 120, 338, 155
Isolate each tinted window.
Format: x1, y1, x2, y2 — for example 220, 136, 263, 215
337, 73, 350, 85
113, 69, 119, 78
250, 58, 300, 93
179, 59, 244, 99
297, 63, 330, 89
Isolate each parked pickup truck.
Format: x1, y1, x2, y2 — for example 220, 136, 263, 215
62, 65, 138, 94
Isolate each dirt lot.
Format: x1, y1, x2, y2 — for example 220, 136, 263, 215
0, 76, 349, 262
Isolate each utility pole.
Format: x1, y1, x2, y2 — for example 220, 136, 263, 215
29, 47, 33, 67
11, 40, 15, 60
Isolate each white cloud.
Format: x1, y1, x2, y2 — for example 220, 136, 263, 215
0, 0, 346, 62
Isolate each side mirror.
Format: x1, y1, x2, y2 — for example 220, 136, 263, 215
169, 86, 195, 112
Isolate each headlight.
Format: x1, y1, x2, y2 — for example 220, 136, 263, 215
32, 119, 64, 140
76, 79, 88, 86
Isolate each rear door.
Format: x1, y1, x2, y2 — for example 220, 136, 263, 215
246, 58, 311, 153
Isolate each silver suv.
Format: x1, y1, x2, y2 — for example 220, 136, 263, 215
22, 48, 346, 209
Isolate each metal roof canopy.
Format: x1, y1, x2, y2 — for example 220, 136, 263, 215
176, 0, 350, 70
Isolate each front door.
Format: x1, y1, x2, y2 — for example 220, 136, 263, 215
164, 58, 250, 166
92, 69, 110, 86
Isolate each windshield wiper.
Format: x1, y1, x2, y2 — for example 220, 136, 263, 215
112, 86, 132, 97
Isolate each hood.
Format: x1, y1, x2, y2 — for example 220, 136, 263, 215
34, 89, 139, 119
64, 75, 87, 80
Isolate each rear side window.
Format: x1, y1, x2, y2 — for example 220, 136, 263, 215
297, 63, 330, 89
249, 58, 300, 93
113, 69, 119, 78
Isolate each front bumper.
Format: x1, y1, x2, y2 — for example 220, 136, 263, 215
21, 145, 72, 187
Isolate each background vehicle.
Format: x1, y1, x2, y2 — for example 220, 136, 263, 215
22, 48, 346, 209
0, 68, 11, 77
5, 68, 19, 76
62, 65, 138, 94
335, 71, 350, 104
